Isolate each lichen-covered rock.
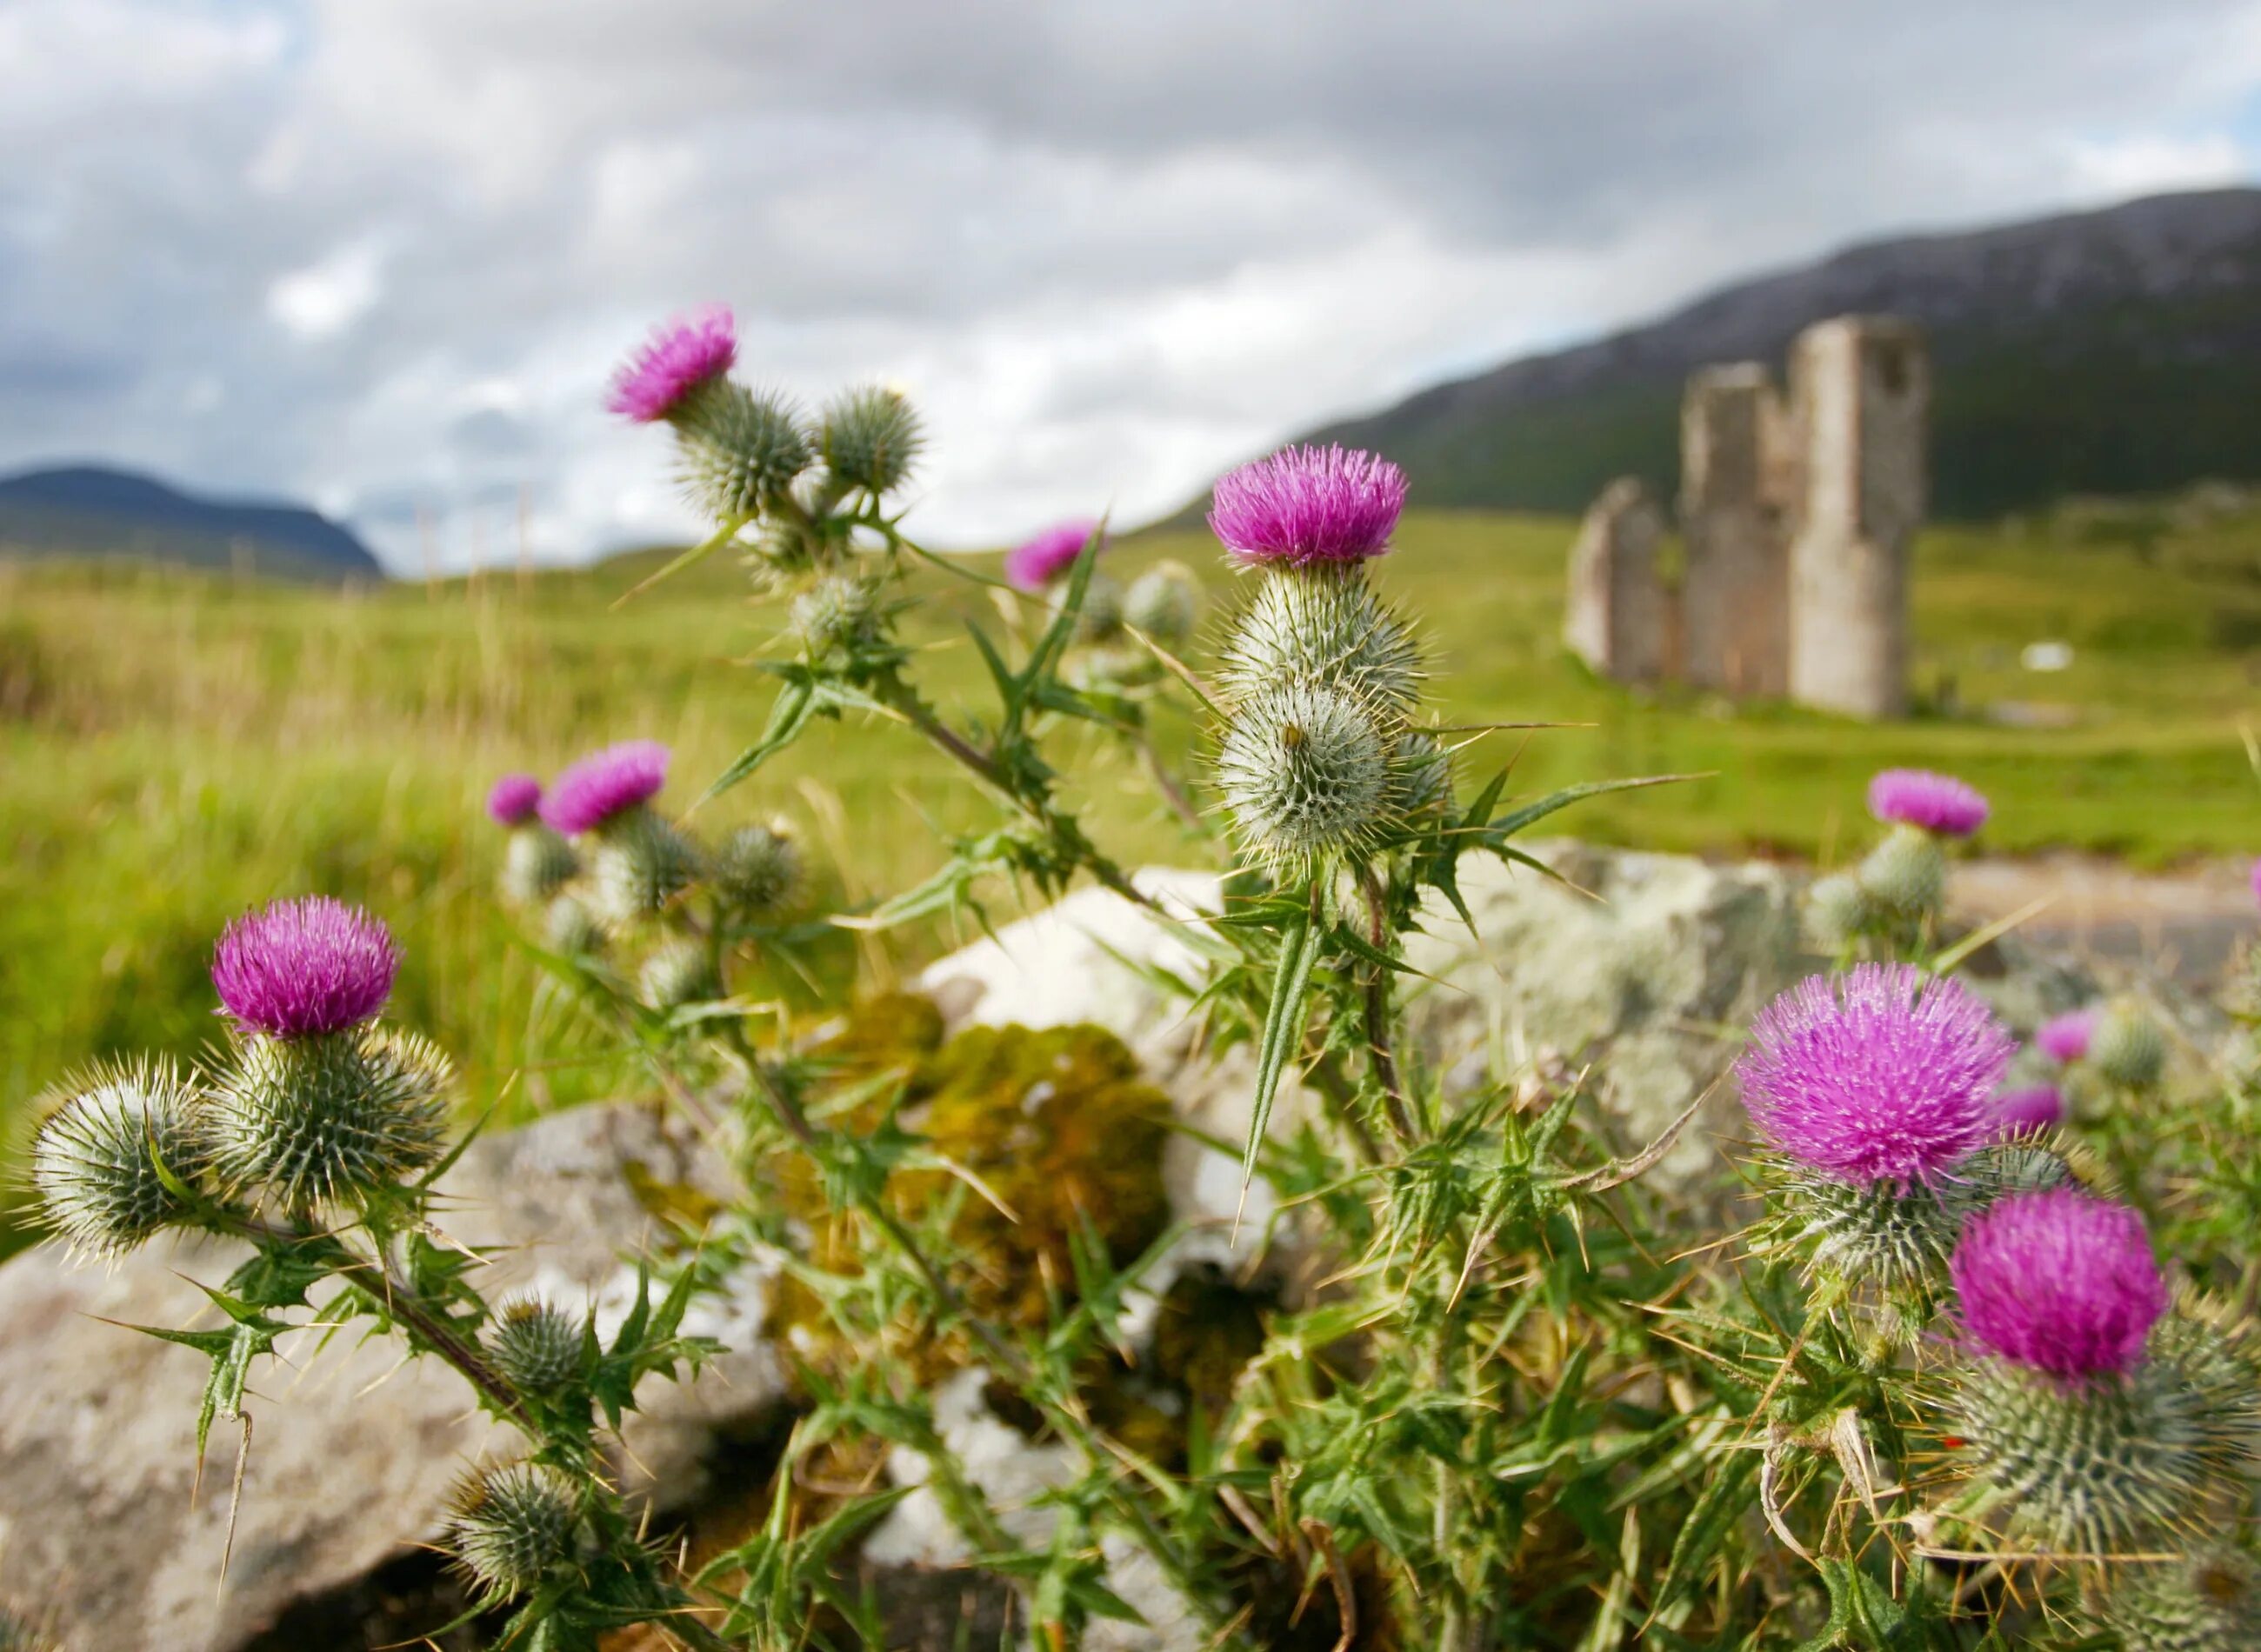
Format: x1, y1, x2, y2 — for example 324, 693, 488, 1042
0, 1104, 784, 1652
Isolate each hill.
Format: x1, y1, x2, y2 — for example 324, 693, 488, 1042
1281, 188, 2261, 520
0, 465, 384, 583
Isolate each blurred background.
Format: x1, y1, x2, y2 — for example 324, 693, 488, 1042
3, 0, 2258, 1209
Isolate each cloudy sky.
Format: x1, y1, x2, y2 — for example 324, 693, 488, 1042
3, 0, 2259, 572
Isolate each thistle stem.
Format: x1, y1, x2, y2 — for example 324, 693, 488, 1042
1357, 864, 1417, 1144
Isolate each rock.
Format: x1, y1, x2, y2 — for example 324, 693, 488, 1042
0, 1103, 784, 1652
918, 843, 2155, 1201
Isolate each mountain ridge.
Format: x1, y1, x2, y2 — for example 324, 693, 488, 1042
0, 463, 383, 583
1266, 186, 2261, 521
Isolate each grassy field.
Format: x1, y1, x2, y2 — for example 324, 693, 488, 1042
2, 505, 2258, 1236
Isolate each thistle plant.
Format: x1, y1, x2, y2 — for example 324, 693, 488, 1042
13, 303, 2261, 1651
1807, 766, 1988, 956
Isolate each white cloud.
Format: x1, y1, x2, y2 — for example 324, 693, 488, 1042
267, 240, 388, 340
2064, 132, 2250, 198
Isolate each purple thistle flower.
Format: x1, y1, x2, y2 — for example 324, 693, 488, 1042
487, 773, 543, 827
1991, 1083, 2064, 1139
1004, 520, 1100, 592
539, 741, 670, 836
2035, 1009, 2097, 1064
1867, 769, 1989, 837
1736, 963, 2013, 1186
213, 896, 400, 1039
1951, 1188, 2165, 1377
1208, 444, 1408, 567
605, 307, 737, 423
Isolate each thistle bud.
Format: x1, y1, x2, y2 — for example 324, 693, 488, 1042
1804, 872, 1873, 951
2091, 1002, 2168, 1090
543, 895, 605, 958
1217, 568, 1420, 723
489, 1296, 587, 1395
818, 384, 923, 496
714, 820, 803, 916
210, 1024, 450, 1213
790, 575, 885, 661
1856, 824, 1945, 919
1051, 570, 1125, 643
1123, 561, 1202, 649
2098, 1543, 2261, 1652
639, 937, 720, 1013
1388, 729, 1454, 824
675, 382, 813, 522
587, 809, 702, 928
502, 824, 579, 906
1215, 679, 1392, 876
32, 1057, 208, 1257
444, 1460, 580, 1602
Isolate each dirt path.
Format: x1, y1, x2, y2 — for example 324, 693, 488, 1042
1949, 855, 2257, 983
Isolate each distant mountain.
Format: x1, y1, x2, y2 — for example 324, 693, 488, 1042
1272, 187, 2261, 521
0, 465, 384, 583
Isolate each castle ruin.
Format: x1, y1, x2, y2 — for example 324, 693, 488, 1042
1565, 314, 1929, 719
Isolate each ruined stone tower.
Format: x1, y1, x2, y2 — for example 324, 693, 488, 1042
1564, 476, 1666, 683
1680, 365, 1790, 697
1784, 316, 1929, 718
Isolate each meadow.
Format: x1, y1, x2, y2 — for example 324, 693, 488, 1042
3, 502, 2258, 1243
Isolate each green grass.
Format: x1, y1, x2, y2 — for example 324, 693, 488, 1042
3, 507, 2258, 1223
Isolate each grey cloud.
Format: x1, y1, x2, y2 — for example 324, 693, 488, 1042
0, 0, 2256, 567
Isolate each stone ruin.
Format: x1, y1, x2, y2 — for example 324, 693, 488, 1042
1564, 315, 1929, 719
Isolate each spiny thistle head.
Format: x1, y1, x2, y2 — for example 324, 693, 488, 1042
2091, 1001, 2169, 1090
210, 1023, 450, 1212
1857, 824, 1946, 917
486, 773, 543, 827
1005, 519, 1099, 592
444, 1460, 580, 1602
31, 1056, 208, 1257
1216, 679, 1393, 876
676, 382, 814, 521
639, 936, 721, 1012
606, 306, 736, 423
1957, 1352, 2231, 1555
1805, 872, 1874, 950
1216, 566, 1421, 722
1764, 1138, 2071, 1301
213, 896, 399, 1040
1208, 443, 1406, 567
501, 824, 579, 906
1991, 1083, 2064, 1139
1867, 768, 1989, 837
1123, 561, 1203, 649
540, 742, 669, 836
790, 574, 886, 660
818, 383, 922, 496
1735, 964, 2013, 1187
2099, 1543, 2261, 1652
489, 1296, 587, 1395
585, 809, 701, 927
1952, 1189, 2164, 1377
714, 819, 802, 915
2036, 1007, 2098, 1064
543, 895, 604, 957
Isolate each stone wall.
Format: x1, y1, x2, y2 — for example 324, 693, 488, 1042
1563, 476, 1667, 683
1569, 313, 1929, 720
1680, 364, 1789, 696
1785, 316, 1929, 718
